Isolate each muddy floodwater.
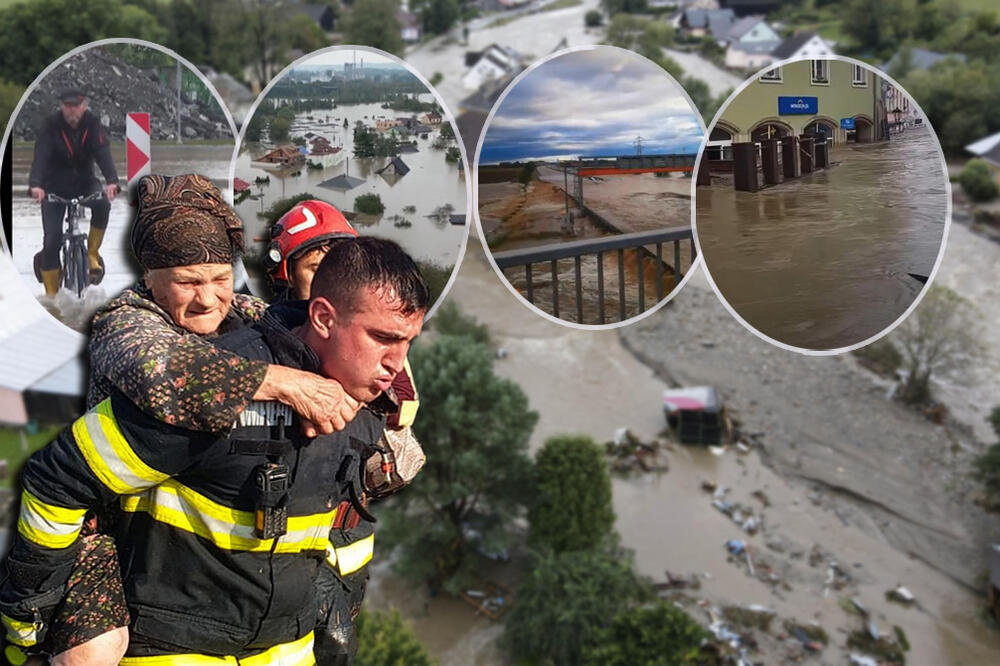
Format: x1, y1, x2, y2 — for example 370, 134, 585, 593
6, 143, 233, 332
696, 130, 947, 350
479, 166, 695, 324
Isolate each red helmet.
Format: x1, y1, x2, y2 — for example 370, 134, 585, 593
264, 199, 358, 283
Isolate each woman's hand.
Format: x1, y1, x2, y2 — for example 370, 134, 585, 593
255, 365, 362, 437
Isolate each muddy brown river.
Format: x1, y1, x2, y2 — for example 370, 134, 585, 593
696, 130, 948, 351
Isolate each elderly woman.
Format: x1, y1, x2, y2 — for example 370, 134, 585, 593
11, 174, 361, 666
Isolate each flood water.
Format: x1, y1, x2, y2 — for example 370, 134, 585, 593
7, 143, 234, 332
482, 166, 695, 325
696, 130, 947, 350
233, 99, 469, 284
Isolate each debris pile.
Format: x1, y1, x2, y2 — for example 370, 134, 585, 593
13, 47, 231, 141
604, 428, 668, 474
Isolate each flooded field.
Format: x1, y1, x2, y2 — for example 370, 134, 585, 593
696, 130, 948, 350
7, 143, 234, 332
478, 166, 694, 324
234, 99, 469, 288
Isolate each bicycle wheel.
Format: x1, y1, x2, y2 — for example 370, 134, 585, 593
64, 240, 89, 298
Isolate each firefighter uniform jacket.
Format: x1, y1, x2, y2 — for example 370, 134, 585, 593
29, 110, 119, 195
0, 304, 385, 660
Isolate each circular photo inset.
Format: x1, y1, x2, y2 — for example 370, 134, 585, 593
233, 46, 471, 310
2, 39, 238, 333
694, 56, 949, 353
476, 46, 705, 329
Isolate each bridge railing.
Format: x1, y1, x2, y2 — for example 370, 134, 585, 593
492, 227, 696, 324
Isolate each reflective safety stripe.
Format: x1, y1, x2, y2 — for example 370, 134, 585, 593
396, 399, 419, 429
325, 533, 374, 575
16, 489, 86, 549
120, 480, 335, 553
2, 613, 40, 647
74, 399, 169, 494
119, 631, 315, 665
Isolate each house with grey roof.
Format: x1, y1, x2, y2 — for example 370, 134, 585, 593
770, 31, 834, 61
682, 8, 737, 43
723, 15, 781, 69
880, 47, 967, 75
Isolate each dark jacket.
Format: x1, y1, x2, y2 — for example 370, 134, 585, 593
28, 109, 119, 194
0, 304, 384, 658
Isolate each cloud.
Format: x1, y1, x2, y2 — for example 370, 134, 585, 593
480, 48, 703, 163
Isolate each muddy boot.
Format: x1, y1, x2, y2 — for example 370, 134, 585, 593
88, 226, 106, 285
41, 268, 61, 297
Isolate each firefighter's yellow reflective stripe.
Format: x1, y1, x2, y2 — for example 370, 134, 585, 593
74, 399, 169, 494
120, 480, 335, 553
4, 644, 28, 665
2, 613, 39, 647
119, 631, 315, 665
16, 489, 86, 549
396, 399, 419, 429
325, 533, 374, 575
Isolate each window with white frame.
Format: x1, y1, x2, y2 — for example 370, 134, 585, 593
852, 64, 867, 86
760, 66, 782, 82
811, 59, 829, 84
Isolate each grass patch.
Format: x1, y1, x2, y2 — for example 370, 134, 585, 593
721, 605, 774, 631
541, 0, 582, 11
0, 425, 63, 488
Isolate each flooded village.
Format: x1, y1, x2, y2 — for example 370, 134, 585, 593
233, 49, 468, 297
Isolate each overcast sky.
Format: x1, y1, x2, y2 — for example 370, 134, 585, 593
479, 48, 703, 164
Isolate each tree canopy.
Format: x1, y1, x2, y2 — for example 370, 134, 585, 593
342, 0, 405, 56
355, 609, 438, 666
528, 435, 615, 553
381, 323, 537, 593
581, 601, 710, 666
503, 548, 650, 666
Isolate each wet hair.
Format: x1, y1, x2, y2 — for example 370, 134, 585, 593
311, 237, 430, 316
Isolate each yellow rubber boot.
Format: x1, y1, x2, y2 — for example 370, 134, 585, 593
88, 226, 105, 279
41, 268, 61, 297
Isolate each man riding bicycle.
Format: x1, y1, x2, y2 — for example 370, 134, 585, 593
29, 88, 120, 297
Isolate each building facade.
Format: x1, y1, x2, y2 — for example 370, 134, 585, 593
715, 59, 885, 149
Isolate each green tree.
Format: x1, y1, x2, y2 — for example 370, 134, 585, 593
355, 609, 438, 666
429, 300, 490, 345
411, 0, 460, 36
0, 0, 166, 86
342, 0, 405, 55
380, 331, 537, 593
503, 549, 650, 666
528, 436, 615, 553
444, 145, 461, 162
354, 193, 385, 214
841, 0, 914, 54
581, 602, 710, 666
958, 158, 999, 202
601, 0, 647, 16
0, 78, 25, 138
585, 9, 604, 27
270, 115, 292, 142
902, 60, 1000, 155
892, 285, 978, 405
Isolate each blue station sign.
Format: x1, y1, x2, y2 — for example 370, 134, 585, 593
778, 96, 818, 115
840, 117, 856, 130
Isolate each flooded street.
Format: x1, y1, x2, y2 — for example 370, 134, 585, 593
696, 130, 948, 350
7, 143, 233, 332
234, 99, 468, 276
376, 237, 1000, 665
479, 166, 694, 324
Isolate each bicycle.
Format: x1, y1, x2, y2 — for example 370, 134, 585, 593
41, 191, 106, 298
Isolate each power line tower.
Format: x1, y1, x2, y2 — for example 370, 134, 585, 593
633, 135, 644, 156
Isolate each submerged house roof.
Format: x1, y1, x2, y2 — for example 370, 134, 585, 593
318, 173, 366, 190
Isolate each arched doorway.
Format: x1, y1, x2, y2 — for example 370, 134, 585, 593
750, 120, 791, 143
804, 117, 837, 143
852, 115, 875, 143
705, 123, 737, 165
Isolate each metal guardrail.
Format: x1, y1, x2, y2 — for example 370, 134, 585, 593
492, 227, 696, 324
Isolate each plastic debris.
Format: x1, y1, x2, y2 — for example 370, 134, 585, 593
726, 539, 746, 556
